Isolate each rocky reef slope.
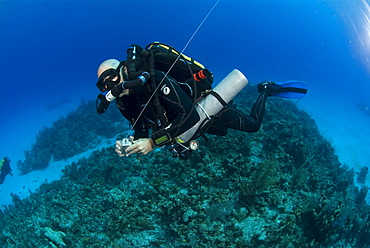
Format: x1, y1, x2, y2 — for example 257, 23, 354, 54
1, 88, 369, 247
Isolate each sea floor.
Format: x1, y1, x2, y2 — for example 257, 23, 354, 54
1, 91, 369, 207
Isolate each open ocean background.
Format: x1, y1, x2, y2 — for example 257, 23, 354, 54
0, 0, 369, 206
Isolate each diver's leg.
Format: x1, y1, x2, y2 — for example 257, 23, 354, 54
212, 91, 269, 133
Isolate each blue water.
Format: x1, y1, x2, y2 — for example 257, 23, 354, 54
1, 0, 370, 204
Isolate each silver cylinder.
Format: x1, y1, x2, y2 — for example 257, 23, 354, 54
178, 69, 248, 142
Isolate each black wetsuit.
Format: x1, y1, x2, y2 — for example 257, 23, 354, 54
115, 70, 268, 143
0, 157, 12, 184
207, 91, 268, 136
116, 70, 200, 140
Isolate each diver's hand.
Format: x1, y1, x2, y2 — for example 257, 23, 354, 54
115, 136, 133, 157
111, 82, 124, 97
125, 138, 154, 156
97, 94, 111, 114
115, 140, 125, 157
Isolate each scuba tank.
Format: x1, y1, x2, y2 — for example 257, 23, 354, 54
171, 69, 248, 159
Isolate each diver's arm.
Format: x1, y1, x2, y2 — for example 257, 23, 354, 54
123, 71, 200, 155
125, 80, 199, 155
116, 96, 150, 139
151, 72, 200, 145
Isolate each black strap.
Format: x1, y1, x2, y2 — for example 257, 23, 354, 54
148, 50, 168, 127
276, 87, 307, 94
208, 91, 227, 107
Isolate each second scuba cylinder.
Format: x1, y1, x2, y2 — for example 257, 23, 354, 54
177, 69, 248, 143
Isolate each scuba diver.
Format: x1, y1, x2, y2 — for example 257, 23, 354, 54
0, 157, 13, 184
95, 43, 307, 159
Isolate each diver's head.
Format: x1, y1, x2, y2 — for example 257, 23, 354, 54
96, 59, 127, 92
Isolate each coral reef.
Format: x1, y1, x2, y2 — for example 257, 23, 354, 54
43, 227, 67, 247
1, 87, 369, 247
17, 99, 126, 175
357, 166, 369, 184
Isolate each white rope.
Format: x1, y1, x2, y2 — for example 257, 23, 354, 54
127, 0, 221, 137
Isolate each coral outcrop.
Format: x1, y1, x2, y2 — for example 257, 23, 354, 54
1, 87, 369, 247
17, 100, 126, 175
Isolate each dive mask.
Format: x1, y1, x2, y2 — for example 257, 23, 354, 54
96, 62, 128, 92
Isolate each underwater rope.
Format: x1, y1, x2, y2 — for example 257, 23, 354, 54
127, 0, 221, 138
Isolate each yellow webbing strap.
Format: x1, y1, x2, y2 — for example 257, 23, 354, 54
149, 42, 205, 69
